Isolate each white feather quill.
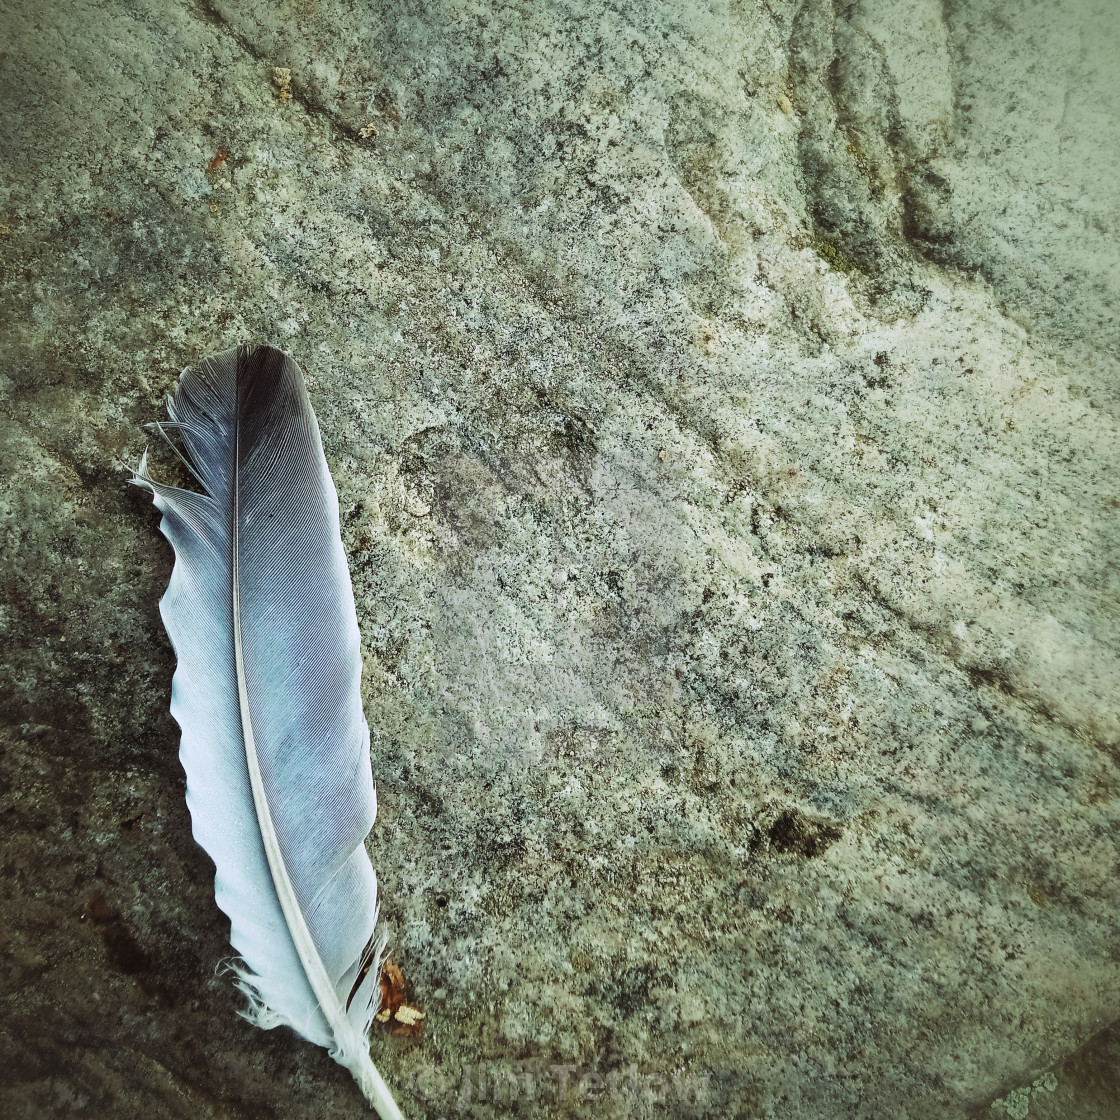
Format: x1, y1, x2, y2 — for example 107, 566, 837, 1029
132, 344, 403, 1119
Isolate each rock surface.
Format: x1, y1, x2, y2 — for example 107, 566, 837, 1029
1, 1, 1118, 1117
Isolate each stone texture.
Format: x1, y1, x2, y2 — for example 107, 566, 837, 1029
1, 1, 1118, 1117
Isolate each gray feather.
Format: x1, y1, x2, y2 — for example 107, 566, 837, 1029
133, 345, 402, 1118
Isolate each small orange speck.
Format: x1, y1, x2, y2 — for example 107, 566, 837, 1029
377, 959, 424, 1036
393, 1005, 424, 1028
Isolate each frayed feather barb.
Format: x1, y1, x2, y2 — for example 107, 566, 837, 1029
132, 345, 403, 1119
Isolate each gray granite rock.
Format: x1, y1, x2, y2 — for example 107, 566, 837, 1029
1, 1, 1118, 1117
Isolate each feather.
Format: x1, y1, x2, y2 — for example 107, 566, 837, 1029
132, 344, 403, 1119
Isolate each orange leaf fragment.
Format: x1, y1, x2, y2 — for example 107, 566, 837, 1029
376, 959, 425, 1036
